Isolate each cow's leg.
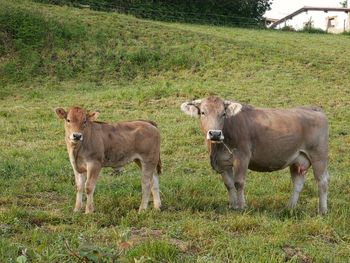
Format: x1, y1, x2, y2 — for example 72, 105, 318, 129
85, 162, 101, 214
151, 174, 161, 210
138, 162, 154, 213
287, 164, 305, 209
312, 160, 329, 214
233, 158, 249, 209
73, 170, 86, 212
221, 167, 238, 209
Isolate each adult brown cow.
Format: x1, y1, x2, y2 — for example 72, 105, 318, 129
181, 96, 329, 214
55, 107, 161, 214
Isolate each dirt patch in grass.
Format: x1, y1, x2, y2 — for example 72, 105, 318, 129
119, 227, 190, 253
282, 245, 312, 263
15, 191, 66, 211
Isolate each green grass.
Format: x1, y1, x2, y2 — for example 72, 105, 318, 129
1, 0, 350, 262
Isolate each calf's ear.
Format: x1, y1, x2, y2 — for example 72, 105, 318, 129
224, 101, 242, 117
181, 100, 201, 118
54, 108, 67, 119
88, 111, 99, 121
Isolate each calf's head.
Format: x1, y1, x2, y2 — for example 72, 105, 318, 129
55, 107, 99, 144
181, 96, 242, 143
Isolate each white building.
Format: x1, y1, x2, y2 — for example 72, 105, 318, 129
268, 6, 350, 33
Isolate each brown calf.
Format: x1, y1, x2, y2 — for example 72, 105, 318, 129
55, 107, 161, 213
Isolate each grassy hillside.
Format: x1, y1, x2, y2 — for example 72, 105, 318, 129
1, 0, 350, 262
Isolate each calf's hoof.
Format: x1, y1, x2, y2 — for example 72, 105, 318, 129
153, 202, 161, 211
154, 206, 162, 212
85, 205, 94, 214
138, 205, 148, 214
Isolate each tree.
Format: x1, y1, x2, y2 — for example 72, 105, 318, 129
100, 0, 273, 26
34, 0, 273, 26
340, 0, 348, 7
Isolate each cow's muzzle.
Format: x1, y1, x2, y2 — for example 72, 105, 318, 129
207, 130, 224, 142
70, 132, 83, 142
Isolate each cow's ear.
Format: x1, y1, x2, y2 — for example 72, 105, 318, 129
88, 111, 99, 121
224, 101, 242, 117
54, 108, 67, 119
181, 100, 201, 118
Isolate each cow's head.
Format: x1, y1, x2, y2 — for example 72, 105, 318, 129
181, 96, 242, 143
54, 107, 99, 145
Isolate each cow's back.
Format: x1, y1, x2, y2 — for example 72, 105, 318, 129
96, 120, 160, 168
223, 106, 328, 172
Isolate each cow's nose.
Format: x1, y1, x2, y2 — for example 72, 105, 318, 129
207, 130, 224, 141
72, 133, 82, 141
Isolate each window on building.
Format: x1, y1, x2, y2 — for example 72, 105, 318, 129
327, 17, 337, 28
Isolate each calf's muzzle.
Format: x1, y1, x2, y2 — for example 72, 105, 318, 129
71, 132, 83, 141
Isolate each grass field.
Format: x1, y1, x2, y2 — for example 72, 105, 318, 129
1, 0, 350, 262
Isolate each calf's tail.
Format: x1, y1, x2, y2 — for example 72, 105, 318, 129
157, 155, 162, 175
138, 119, 158, 128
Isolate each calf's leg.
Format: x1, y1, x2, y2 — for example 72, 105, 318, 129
138, 163, 154, 212
151, 174, 161, 210
74, 170, 86, 212
221, 168, 238, 209
85, 162, 101, 214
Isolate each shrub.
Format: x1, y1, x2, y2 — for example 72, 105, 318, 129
0, 5, 86, 83
299, 26, 326, 34
281, 25, 295, 32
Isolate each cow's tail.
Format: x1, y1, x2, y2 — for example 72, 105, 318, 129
156, 154, 162, 175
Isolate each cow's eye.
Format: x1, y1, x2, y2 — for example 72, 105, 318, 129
201, 111, 205, 115
67, 119, 70, 123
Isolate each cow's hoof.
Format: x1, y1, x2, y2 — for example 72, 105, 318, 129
229, 203, 239, 210
287, 200, 297, 209
318, 207, 327, 215
229, 203, 246, 210
232, 202, 246, 210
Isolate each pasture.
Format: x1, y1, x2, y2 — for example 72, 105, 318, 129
1, 0, 350, 261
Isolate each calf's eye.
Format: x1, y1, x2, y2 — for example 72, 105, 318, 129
67, 119, 70, 123
201, 112, 205, 115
